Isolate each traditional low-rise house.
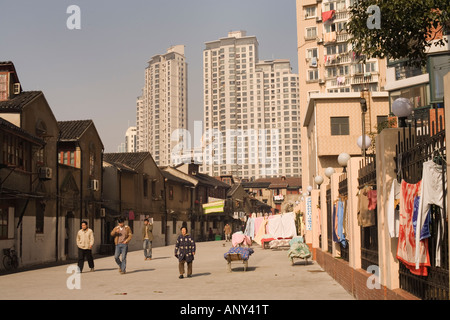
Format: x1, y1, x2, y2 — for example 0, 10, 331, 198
242, 176, 302, 214
57, 120, 104, 260
103, 152, 168, 250
160, 169, 195, 241
0, 61, 60, 267
0, 118, 46, 269
164, 162, 231, 241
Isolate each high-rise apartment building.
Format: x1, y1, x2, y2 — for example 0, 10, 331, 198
201, 31, 301, 180
296, 0, 388, 189
125, 126, 137, 152
137, 45, 188, 166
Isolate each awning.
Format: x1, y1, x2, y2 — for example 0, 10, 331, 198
203, 200, 225, 214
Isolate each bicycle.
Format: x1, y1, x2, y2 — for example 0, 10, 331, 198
3, 246, 19, 271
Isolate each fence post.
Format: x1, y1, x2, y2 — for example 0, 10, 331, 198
375, 128, 404, 290
444, 72, 450, 298
310, 189, 321, 256
320, 183, 328, 252
347, 157, 363, 270
331, 172, 341, 258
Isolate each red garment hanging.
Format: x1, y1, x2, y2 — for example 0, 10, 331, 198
322, 10, 335, 22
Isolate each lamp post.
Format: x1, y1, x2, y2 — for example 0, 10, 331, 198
314, 175, 324, 188
337, 153, 351, 173
360, 96, 368, 160
392, 97, 413, 128
325, 167, 335, 180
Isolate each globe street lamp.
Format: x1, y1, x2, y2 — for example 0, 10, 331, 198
338, 153, 351, 173
325, 167, 335, 179
392, 97, 413, 128
314, 175, 324, 188
357, 135, 372, 150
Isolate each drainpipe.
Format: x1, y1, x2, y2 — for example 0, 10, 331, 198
56, 131, 61, 262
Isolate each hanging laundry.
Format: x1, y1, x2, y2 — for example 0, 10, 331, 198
357, 186, 376, 227
415, 160, 447, 269
412, 196, 431, 240
244, 216, 255, 239
322, 10, 336, 22
333, 200, 347, 247
343, 199, 349, 241
397, 180, 430, 276
387, 179, 401, 238
367, 189, 377, 210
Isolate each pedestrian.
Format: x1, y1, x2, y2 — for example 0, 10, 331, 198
76, 221, 95, 273
174, 227, 196, 279
208, 227, 214, 241
111, 218, 133, 274
142, 218, 153, 260
224, 223, 232, 242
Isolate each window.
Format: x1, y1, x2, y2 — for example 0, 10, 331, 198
143, 176, 149, 198
0, 208, 8, 239
305, 6, 316, 18
331, 117, 350, 135
36, 201, 45, 234
151, 180, 156, 197
305, 27, 317, 39
326, 46, 337, 55
0, 74, 7, 100
169, 185, 174, 200
307, 48, 318, 59
307, 69, 319, 81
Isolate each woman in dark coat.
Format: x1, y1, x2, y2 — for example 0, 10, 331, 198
175, 227, 196, 279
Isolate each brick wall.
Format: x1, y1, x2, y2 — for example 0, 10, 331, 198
315, 249, 420, 300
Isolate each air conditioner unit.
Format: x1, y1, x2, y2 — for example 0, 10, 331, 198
316, 16, 322, 22
319, 79, 325, 84
13, 83, 21, 95
317, 38, 323, 44
39, 167, 52, 180
90, 179, 100, 191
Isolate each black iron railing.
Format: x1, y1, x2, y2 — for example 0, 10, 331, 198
358, 156, 379, 271
338, 173, 349, 262
395, 108, 448, 300
326, 187, 332, 254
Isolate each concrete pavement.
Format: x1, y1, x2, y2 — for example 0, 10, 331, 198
0, 240, 354, 300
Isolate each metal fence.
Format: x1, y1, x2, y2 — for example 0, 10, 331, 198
326, 186, 333, 254
338, 172, 349, 262
357, 155, 379, 270
395, 106, 448, 300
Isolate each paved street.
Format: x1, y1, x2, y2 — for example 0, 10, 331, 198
0, 240, 353, 300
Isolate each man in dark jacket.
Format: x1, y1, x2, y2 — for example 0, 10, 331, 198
174, 227, 196, 279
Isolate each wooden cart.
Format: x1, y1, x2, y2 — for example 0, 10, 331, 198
226, 253, 249, 272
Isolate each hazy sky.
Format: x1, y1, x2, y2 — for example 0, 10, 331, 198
0, 0, 298, 152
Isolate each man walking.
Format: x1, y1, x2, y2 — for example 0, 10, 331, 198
77, 221, 95, 273
111, 218, 133, 274
224, 223, 232, 242
142, 218, 153, 260
174, 227, 196, 279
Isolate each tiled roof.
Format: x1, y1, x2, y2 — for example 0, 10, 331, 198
0, 117, 45, 145
195, 172, 230, 189
58, 120, 93, 141
161, 170, 194, 186
243, 177, 302, 189
0, 91, 42, 112
103, 152, 151, 170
